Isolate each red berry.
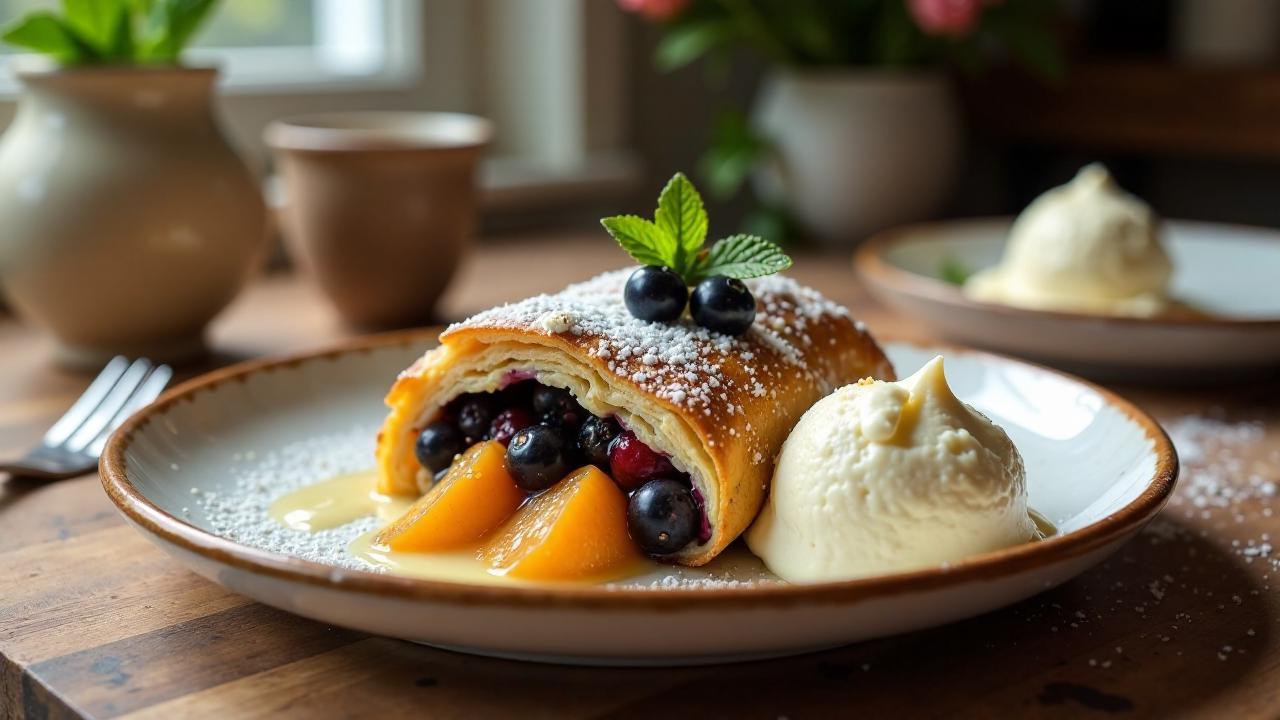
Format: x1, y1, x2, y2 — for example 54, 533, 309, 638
488, 407, 534, 445
608, 431, 678, 490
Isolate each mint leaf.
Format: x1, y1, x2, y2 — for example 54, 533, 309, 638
600, 215, 677, 268
1, 12, 89, 63
654, 171, 707, 274
697, 234, 792, 281
600, 173, 792, 286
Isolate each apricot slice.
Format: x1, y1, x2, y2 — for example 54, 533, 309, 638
374, 441, 524, 552
482, 465, 642, 581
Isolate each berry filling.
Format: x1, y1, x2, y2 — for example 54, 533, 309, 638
412, 379, 709, 558
608, 430, 679, 490
488, 407, 534, 445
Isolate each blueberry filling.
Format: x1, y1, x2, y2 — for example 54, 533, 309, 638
414, 421, 465, 473
507, 425, 571, 492
415, 379, 709, 557
627, 478, 699, 555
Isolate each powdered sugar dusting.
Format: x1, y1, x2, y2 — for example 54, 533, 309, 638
191, 426, 382, 571
445, 269, 868, 462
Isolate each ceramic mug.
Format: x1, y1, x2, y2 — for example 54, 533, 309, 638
266, 112, 491, 328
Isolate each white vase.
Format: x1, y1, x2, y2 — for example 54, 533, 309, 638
751, 70, 961, 247
0, 66, 266, 366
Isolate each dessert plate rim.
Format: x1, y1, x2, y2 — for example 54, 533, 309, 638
855, 216, 1280, 328
100, 328, 1177, 610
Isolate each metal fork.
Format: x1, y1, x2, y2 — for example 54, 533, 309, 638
0, 357, 173, 480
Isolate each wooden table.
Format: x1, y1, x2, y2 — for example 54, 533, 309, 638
2, 234, 1278, 719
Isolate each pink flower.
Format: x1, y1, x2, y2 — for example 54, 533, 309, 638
909, 0, 984, 38
617, 0, 691, 22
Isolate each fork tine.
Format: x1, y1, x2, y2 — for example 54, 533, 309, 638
86, 364, 172, 457
64, 359, 153, 452
43, 356, 131, 446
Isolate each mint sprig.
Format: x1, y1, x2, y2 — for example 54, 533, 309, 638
601, 172, 792, 285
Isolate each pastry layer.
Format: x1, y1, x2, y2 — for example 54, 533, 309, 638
376, 270, 894, 566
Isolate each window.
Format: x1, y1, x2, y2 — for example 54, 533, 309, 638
0, 0, 421, 92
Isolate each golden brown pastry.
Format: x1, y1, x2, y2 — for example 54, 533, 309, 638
376, 269, 893, 566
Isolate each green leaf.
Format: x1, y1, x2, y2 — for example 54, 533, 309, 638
697, 234, 793, 281
105, 4, 134, 60
1001, 23, 1064, 80
62, 0, 125, 55
655, 19, 730, 71
166, 0, 216, 53
138, 0, 217, 62
1, 12, 89, 63
600, 215, 677, 269
698, 110, 769, 200
741, 205, 794, 246
938, 258, 972, 286
654, 172, 708, 272
981, 0, 1065, 80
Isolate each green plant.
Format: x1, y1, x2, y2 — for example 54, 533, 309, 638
643, 0, 1063, 78
623, 0, 1064, 237
2, 0, 219, 65
601, 172, 792, 284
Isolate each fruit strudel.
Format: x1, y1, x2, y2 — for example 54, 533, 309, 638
376, 269, 893, 566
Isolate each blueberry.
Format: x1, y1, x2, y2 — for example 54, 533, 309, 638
506, 425, 571, 491
627, 479, 699, 556
414, 421, 465, 472
577, 415, 620, 470
624, 266, 688, 322
690, 276, 755, 335
454, 395, 496, 442
532, 385, 584, 429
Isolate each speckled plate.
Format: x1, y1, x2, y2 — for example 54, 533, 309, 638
855, 219, 1280, 382
100, 331, 1176, 665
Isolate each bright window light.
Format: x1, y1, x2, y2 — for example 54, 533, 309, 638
0, 0, 419, 93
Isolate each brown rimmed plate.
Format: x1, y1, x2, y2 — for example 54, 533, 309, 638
100, 331, 1176, 665
856, 218, 1280, 382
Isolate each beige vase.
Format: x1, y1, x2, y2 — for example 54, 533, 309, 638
0, 66, 266, 367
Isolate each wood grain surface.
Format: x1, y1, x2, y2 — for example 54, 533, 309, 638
2, 233, 1278, 719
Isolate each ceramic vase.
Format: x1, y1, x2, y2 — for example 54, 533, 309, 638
751, 70, 961, 247
0, 66, 266, 366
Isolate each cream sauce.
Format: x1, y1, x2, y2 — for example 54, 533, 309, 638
270, 469, 656, 585
269, 471, 1058, 585
268, 470, 408, 531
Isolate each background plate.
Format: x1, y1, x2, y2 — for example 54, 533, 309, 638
856, 218, 1280, 381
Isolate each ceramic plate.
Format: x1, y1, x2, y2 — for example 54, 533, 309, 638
101, 332, 1176, 666
855, 218, 1280, 381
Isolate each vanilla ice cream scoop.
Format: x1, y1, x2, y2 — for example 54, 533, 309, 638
746, 356, 1036, 583
965, 163, 1172, 317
